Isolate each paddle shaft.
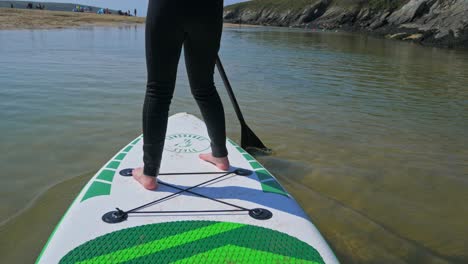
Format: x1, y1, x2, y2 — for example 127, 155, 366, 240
215, 56, 247, 127
215, 55, 270, 152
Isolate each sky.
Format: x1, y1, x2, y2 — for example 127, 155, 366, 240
32, 0, 248, 17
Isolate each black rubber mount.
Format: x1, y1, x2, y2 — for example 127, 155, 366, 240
234, 168, 252, 176
249, 208, 272, 220
119, 168, 133, 177
102, 208, 128, 223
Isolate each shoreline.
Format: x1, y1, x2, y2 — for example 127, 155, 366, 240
0, 8, 145, 30
224, 1, 468, 49
0, 8, 261, 31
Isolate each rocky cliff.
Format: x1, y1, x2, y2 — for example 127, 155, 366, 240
224, 0, 468, 48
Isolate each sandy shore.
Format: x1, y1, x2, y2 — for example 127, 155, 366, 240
0, 8, 145, 30
0, 8, 259, 30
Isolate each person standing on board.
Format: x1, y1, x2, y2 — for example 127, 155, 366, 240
132, 0, 229, 190
134, 8, 137, 17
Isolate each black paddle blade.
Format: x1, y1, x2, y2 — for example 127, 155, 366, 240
241, 124, 272, 155
216, 55, 272, 154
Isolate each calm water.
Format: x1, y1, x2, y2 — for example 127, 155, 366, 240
0, 25, 467, 263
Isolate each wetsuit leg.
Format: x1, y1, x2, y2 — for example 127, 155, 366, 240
183, 1, 228, 157
143, 0, 185, 176
143, 0, 228, 177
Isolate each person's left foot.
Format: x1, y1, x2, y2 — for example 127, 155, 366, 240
199, 153, 230, 171
132, 167, 158, 190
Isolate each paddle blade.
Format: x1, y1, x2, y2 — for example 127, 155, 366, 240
241, 124, 272, 155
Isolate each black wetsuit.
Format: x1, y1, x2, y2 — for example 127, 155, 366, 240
143, 0, 227, 177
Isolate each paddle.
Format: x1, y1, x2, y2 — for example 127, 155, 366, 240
215, 55, 271, 154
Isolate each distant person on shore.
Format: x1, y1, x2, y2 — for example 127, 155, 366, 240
134, 8, 137, 17
132, 0, 229, 190
11, 3, 14, 8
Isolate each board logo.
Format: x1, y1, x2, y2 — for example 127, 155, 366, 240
164, 133, 210, 153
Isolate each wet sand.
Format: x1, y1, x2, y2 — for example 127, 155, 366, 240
0, 8, 258, 30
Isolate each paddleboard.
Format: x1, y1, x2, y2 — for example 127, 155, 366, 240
36, 112, 339, 263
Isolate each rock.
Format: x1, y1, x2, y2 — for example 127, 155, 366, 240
386, 32, 409, 39
369, 11, 391, 29
403, 33, 424, 40
387, 0, 435, 25
223, 0, 468, 48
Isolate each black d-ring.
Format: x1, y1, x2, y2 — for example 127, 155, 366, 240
234, 168, 252, 176
119, 168, 133, 177
102, 208, 128, 223
249, 208, 272, 220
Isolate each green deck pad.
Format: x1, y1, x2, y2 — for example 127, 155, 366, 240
106, 161, 120, 170
249, 161, 264, 170
173, 245, 321, 264
261, 180, 289, 197
242, 153, 255, 161
255, 169, 274, 181
60, 221, 324, 264
65, 222, 242, 264
61, 221, 215, 263
131, 137, 141, 145
80, 181, 111, 202
122, 145, 133, 152
114, 153, 127, 161
96, 169, 115, 182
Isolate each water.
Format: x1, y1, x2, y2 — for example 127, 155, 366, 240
0, 25, 467, 263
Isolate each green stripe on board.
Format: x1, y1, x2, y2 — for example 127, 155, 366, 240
96, 169, 115, 182
242, 153, 255, 161
227, 138, 237, 146
106, 161, 120, 169
256, 169, 274, 181
249, 161, 264, 170
75, 222, 243, 264
81, 181, 111, 202
131, 137, 141, 145
114, 153, 126, 161
122, 145, 133, 152
262, 180, 289, 197
173, 244, 320, 264
235, 146, 246, 153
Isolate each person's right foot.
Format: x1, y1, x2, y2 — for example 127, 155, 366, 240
199, 153, 230, 171
132, 167, 158, 190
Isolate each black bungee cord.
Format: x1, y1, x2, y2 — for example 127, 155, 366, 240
102, 168, 273, 223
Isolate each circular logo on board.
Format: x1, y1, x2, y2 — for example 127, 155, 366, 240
164, 133, 210, 153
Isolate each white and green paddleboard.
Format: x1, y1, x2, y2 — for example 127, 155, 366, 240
36, 113, 339, 264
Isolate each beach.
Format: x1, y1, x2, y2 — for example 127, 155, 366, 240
0, 8, 256, 30
0, 8, 145, 30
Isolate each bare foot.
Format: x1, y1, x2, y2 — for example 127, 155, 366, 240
132, 167, 158, 190
199, 153, 230, 171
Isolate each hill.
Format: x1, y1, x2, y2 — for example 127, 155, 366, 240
224, 0, 468, 48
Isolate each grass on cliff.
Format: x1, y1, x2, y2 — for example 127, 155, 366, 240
225, 0, 410, 12
225, 0, 319, 12
368, 0, 408, 10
